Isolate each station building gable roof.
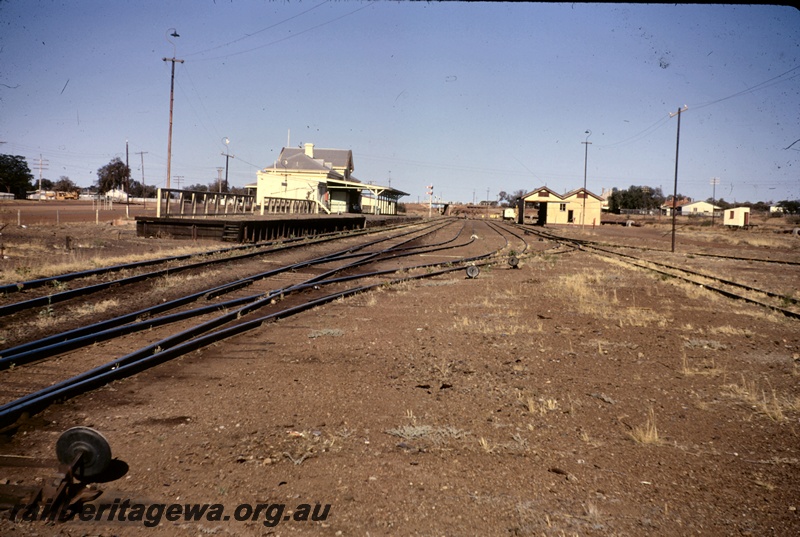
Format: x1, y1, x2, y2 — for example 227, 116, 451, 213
265, 152, 344, 179
277, 146, 354, 176
563, 187, 604, 201
521, 186, 564, 201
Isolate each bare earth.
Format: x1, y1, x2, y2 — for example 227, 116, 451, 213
1, 202, 799, 536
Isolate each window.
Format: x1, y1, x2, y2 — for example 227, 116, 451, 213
538, 191, 549, 197
559, 203, 566, 212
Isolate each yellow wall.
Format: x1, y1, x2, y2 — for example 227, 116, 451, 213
255, 169, 327, 205
521, 189, 602, 226
561, 193, 603, 226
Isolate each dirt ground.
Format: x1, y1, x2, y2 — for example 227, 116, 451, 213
1, 204, 799, 536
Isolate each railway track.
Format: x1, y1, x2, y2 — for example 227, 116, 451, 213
517, 225, 800, 320
0, 220, 431, 315
0, 219, 529, 429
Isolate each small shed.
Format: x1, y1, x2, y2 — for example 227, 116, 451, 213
724, 207, 751, 228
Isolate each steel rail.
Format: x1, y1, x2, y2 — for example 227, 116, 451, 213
582, 242, 799, 306
0, 221, 454, 367
581, 244, 800, 319
0, 220, 426, 296
0, 220, 426, 316
526, 226, 800, 266
0, 221, 522, 427
520, 226, 800, 319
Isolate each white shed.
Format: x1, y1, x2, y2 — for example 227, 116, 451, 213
724, 207, 750, 227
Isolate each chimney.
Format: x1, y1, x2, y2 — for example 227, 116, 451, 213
304, 143, 314, 158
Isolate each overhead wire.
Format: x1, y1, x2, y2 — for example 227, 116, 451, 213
687, 64, 800, 112
183, 0, 332, 58
186, 2, 375, 62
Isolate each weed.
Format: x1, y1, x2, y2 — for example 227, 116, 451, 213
628, 407, 661, 445
722, 374, 788, 422
50, 279, 68, 291
680, 351, 724, 377
478, 437, 495, 453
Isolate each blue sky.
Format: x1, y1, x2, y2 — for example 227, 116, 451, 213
2, 1, 798, 204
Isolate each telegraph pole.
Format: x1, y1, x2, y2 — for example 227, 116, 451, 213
37, 154, 49, 192
670, 105, 688, 253
710, 177, 719, 226
221, 137, 234, 192
163, 29, 183, 190
581, 130, 592, 230
216, 167, 224, 193
125, 139, 130, 200
136, 151, 148, 207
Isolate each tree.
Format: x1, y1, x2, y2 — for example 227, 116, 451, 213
128, 180, 156, 198
0, 154, 35, 198
710, 197, 732, 210
497, 189, 528, 207
777, 200, 800, 215
185, 183, 209, 192
96, 157, 130, 193
607, 185, 666, 213
54, 176, 79, 193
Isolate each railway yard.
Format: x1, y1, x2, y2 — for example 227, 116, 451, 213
0, 210, 798, 536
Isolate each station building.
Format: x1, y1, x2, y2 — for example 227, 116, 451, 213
517, 186, 604, 226
255, 143, 407, 215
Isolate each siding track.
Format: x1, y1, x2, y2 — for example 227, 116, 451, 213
0, 219, 529, 429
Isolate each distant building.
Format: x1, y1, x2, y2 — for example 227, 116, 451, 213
661, 197, 692, 216
518, 186, 603, 226
724, 207, 751, 227
681, 201, 721, 216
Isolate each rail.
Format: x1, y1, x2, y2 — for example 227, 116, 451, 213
0, 220, 528, 428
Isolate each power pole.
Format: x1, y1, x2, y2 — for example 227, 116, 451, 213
125, 139, 130, 199
216, 167, 224, 193
36, 154, 49, 192
221, 142, 234, 192
581, 130, 592, 229
136, 151, 148, 205
163, 29, 183, 190
670, 105, 688, 253
710, 177, 719, 226
173, 176, 184, 190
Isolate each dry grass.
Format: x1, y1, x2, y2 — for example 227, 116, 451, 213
70, 298, 119, 317
680, 351, 725, 377
721, 374, 794, 422
555, 265, 670, 327
385, 410, 470, 445
708, 325, 755, 337
453, 308, 540, 336
628, 407, 662, 445
1, 243, 222, 285
153, 269, 220, 289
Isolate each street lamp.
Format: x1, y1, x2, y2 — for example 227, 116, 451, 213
163, 29, 183, 190
581, 130, 592, 229
221, 137, 234, 192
